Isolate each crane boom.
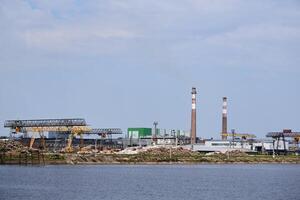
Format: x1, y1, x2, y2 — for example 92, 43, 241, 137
221, 133, 256, 139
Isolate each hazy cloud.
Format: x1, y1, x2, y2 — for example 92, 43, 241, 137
1, 0, 300, 137
1, 0, 300, 70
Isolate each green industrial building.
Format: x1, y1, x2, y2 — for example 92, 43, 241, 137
127, 128, 152, 139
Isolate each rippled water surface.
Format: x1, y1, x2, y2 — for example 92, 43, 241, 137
0, 164, 299, 200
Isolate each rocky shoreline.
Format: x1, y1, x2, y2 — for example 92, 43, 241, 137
1, 151, 300, 165
1, 141, 300, 165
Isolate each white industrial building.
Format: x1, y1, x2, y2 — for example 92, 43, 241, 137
187, 139, 290, 154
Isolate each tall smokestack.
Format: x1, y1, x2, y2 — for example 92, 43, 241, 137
222, 97, 228, 140
191, 87, 197, 144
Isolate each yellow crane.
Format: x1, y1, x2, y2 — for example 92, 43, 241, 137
14, 126, 91, 151
4, 119, 123, 153
4, 118, 89, 152
64, 126, 92, 153
221, 131, 256, 140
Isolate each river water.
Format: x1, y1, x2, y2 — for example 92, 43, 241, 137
0, 164, 299, 200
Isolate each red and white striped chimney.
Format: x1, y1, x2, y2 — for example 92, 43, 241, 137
222, 97, 228, 140
191, 87, 197, 144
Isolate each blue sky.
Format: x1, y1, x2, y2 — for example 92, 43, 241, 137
0, 0, 300, 138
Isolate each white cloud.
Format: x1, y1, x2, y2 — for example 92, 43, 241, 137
22, 27, 138, 50
205, 24, 300, 45
0, 0, 300, 72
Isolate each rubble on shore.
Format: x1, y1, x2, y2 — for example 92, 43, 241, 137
1, 141, 300, 165
0, 140, 28, 153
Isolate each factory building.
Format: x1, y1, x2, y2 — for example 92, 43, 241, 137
127, 128, 190, 139
126, 127, 190, 146
127, 128, 152, 139
3, 89, 300, 155
187, 139, 291, 154
48, 131, 69, 139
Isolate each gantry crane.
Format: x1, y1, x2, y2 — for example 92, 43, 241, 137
221, 129, 256, 140
267, 129, 300, 154
4, 119, 123, 152
4, 118, 88, 151
221, 129, 256, 149
64, 128, 123, 152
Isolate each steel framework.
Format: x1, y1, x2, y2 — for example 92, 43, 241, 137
85, 128, 123, 135
4, 118, 87, 128
266, 129, 300, 154
221, 133, 256, 139
4, 118, 88, 151
266, 132, 300, 138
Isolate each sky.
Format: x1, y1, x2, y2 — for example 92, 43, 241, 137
0, 0, 300, 139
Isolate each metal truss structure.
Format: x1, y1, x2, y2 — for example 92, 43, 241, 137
4, 118, 87, 128
85, 128, 123, 135
221, 133, 256, 139
266, 131, 300, 138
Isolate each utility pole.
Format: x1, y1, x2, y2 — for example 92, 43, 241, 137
9, 129, 13, 140
231, 129, 235, 149
153, 121, 158, 145
272, 139, 275, 158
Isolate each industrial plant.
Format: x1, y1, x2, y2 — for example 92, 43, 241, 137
1, 87, 300, 159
